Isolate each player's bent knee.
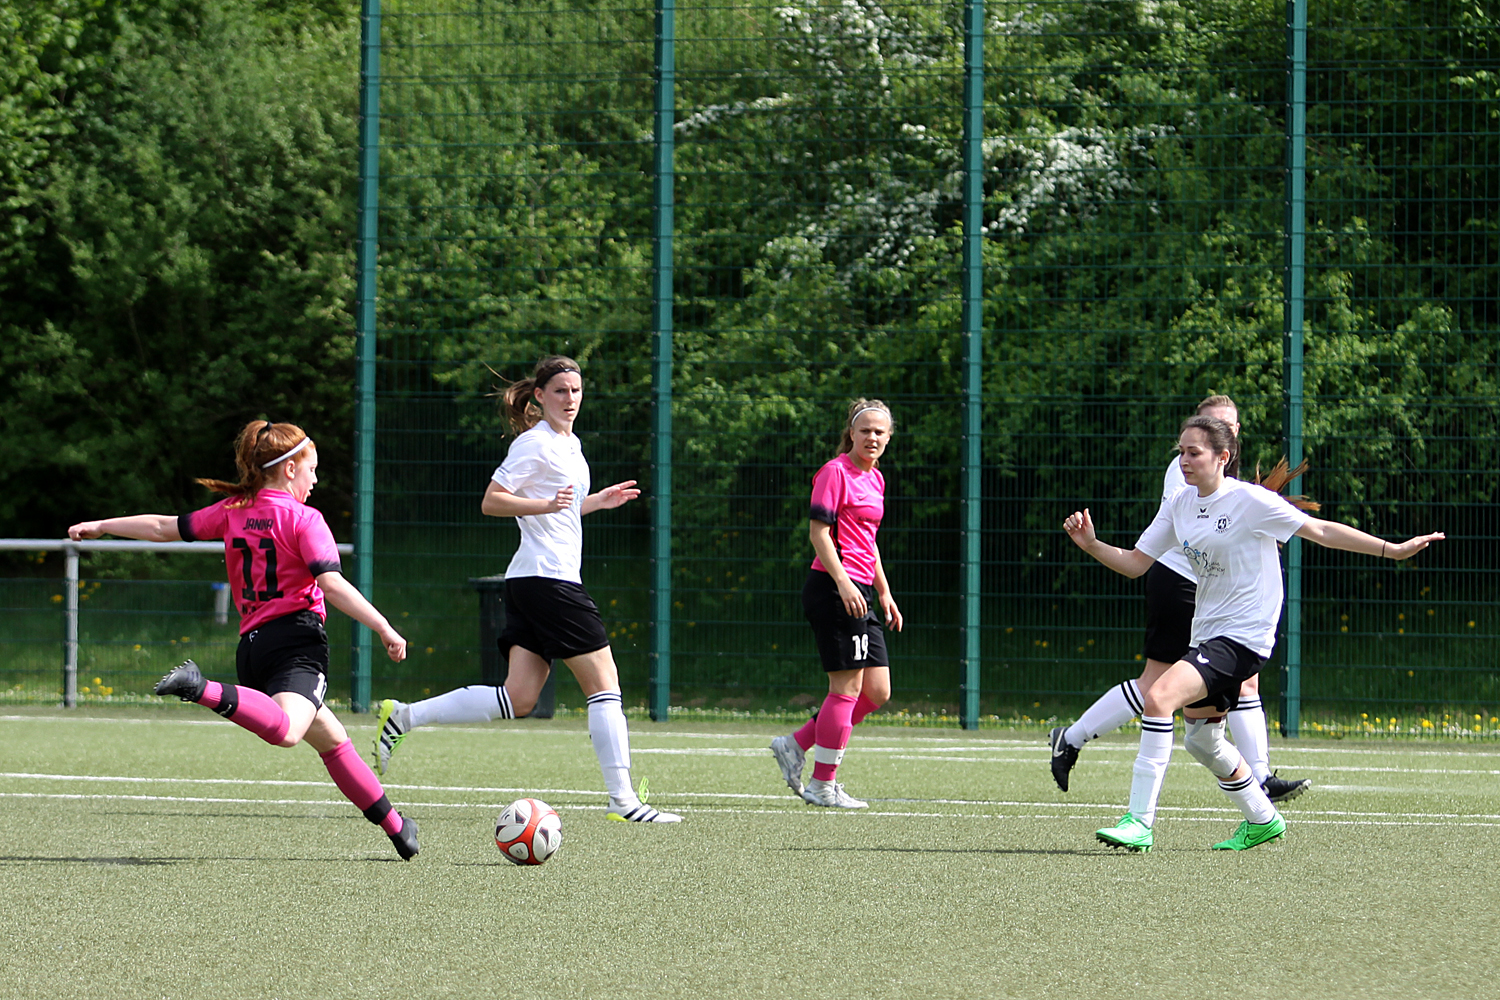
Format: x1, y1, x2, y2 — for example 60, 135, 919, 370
1183, 717, 1239, 779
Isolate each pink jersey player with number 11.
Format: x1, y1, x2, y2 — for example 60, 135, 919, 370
67, 419, 420, 860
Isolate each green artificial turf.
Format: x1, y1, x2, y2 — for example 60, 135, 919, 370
2, 706, 1497, 999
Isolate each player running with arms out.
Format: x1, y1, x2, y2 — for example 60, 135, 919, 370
1064, 415, 1442, 852
373, 356, 680, 823
67, 420, 419, 859
1049, 395, 1311, 803
769, 399, 903, 808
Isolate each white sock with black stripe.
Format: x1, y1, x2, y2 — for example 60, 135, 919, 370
409, 684, 515, 728
1126, 715, 1175, 827
1064, 678, 1143, 748
588, 690, 636, 806
1219, 771, 1277, 824
1228, 695, 1271, 783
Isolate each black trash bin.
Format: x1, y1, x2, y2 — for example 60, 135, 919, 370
471, 575, 557, 718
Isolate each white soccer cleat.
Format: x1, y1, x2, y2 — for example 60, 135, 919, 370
769, 735, 807, 795
606, 800, 683, 823
801, 778, 867, 809
605, 777, 682, 823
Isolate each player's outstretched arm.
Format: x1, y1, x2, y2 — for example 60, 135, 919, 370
67, 516, 181, 543
1294, 519, 1444, 560
1062, 508, 1155, 579
316, 571, 408, 662
481, 480, 573, 518
582, 480, 640, 515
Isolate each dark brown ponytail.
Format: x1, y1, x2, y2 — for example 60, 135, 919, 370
494, 355, 582, 434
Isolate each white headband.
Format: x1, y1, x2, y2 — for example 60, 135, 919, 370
849, 404, 886, 426
261, 437, 311, 469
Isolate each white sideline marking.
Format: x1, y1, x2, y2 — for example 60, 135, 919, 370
6, 773, 1500, 824
5, 793, 1500, 829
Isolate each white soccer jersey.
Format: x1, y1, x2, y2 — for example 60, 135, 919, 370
1135, 477, 1309, 656
1154, 456, 1195, 581
492, 421, 591, 583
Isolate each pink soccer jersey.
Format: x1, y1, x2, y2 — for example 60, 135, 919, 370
808, 453, 885, 586
179, 489, 342, 633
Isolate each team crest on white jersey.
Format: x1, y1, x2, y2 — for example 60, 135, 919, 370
1214, 514, 1233, 532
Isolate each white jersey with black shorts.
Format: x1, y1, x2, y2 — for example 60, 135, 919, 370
1135, 478, 1309, 709
491, 422, 609, 661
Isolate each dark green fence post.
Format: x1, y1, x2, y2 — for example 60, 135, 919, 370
351, 0, 381, 714
959, 0, 985, 729
1280, 0, 1307, 737
649, 0, 675, 722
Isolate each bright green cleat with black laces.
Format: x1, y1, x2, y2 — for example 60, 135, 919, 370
1096, 812, 1154, 853
1212, 812, 1286, 850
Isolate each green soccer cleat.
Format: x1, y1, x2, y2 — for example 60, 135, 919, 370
1096, 812, 1154, 853
373, 698, 411, 776
1212, 812, 1286, 851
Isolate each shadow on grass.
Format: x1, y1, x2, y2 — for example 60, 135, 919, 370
0, 853, 414, 865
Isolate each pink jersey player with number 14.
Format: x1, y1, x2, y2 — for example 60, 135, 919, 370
67, 419, 420, 860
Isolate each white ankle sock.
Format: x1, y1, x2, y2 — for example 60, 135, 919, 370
409, 685, 514, 728
1065, 678, 1143, 747
1219, 772, 1277, 824
588, 690, 636, 805
1229, 695, 1271, 783
1126, 715, 1175, 827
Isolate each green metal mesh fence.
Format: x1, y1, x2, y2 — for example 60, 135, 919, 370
350, 0, 1498, 733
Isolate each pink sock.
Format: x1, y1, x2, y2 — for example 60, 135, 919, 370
798, 691, 881, 752
199, 682, 291, 746
811, 692, 857, 782
321, 739, 403, 835
792, 715, 817, 752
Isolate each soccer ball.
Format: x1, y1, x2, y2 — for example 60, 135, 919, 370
494, 798, 562, 865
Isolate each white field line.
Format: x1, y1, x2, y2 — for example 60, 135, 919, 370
10, 715, 1500, 760
5, 793, 1500, 829
6, 772, 1500, 826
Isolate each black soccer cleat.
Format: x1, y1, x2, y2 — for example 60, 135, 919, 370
388, 814, 419, 861
154, 659, 208, 702
1261, 771, 1312, 804
1049, 726, 1080, 792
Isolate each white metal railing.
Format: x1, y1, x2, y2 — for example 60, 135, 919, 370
0, 539, 354, 707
